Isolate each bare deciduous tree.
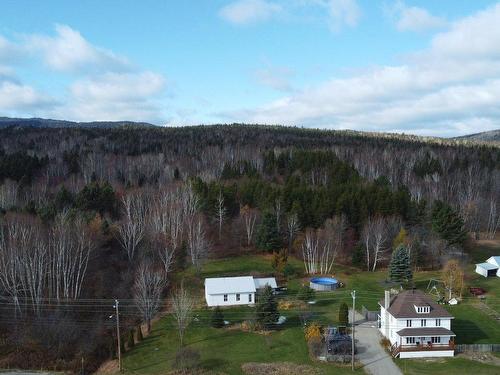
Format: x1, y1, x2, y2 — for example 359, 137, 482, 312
134, 261, 166, 333
215, 189, 226, 240
187, 216, 209, 272
361, 216, 390, 272
285, 213, 300, 251
171, 284, 194, 347
240, 205, 257, 246
117, 192, 148, 261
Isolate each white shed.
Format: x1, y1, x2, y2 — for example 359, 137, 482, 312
254, 277, 278, 290
475, 256, 500, 278
205, 276, 256, 307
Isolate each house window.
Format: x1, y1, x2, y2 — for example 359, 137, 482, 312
223, 294, 228, 302
436, 319, 441, 326
248, 294, 252, 302
406, 337, 415, 344
236, 293, 240, 301
406, 320, 412, 327
421, 319, 426, 327
415, 305, 430, 313
431, 337, 441, 344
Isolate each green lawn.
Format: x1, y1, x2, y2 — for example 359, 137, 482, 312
396, 357, 499, 375
123, 311, 357, 374
125, 243, 500, 374
125, 255, 358, 374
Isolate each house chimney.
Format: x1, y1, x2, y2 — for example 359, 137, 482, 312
385, 290, 390, 309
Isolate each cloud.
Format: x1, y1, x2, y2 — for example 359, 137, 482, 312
53, 71, 166, 122
26, 24, 130, 73
0, 81, 56, 113
219, 0, 282, 25
322, 0, 361, 32
389, 1, 447, 32
221, 3, 500, 136
0, 25, 168, 123
254, 65, 294, 91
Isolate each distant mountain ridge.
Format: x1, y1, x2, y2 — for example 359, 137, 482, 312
0, 117, 157, 129
0, 117, 498, 144
454, 129, 500, 143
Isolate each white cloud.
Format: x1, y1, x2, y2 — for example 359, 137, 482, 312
219, 0, 282, 25
0, 81, 56, 112
254, 65, 294, 91
390, 1, 446, 32
323, 0, 361, 31
26, 24, 130, 73
53, 71, 166, 122
221, 3, 500, 136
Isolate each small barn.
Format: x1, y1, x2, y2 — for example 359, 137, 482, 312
475, 256, 500, 278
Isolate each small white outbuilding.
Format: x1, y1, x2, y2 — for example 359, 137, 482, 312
204, 276, 277, 307
475, 256, 500, 278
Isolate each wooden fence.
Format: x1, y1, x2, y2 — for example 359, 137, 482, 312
361, 305, 378, 321
455, 344, 500, 353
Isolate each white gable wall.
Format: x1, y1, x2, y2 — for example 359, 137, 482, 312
206, 292, 255, 307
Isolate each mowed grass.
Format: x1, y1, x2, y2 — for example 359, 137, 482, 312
123, 312, 357, 374
124, 255, 358, 374
396, 357, 500, 375
125, 240, 500, 374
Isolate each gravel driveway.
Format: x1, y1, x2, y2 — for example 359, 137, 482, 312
354, 319, 402, 375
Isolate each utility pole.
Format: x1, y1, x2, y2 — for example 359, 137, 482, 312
114, 299, 122, 372
351, 290, 356, 371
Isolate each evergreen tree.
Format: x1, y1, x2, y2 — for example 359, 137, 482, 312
297, 285, 315, 301
351, 244, 364, 268
256, 285, 279, 329
211, 307, 225, 328
388, 245, 413, 283
338, 302, 349, 327
431, 201, 467, 247
256, 212, 281, 251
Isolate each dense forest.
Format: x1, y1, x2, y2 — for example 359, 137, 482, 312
0, 124, 498, 373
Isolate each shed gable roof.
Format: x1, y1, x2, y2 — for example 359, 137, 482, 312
486, 256, 500, 266
205, 276, 256, 295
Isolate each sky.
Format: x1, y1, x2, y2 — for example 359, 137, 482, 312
0, 0, 500, 136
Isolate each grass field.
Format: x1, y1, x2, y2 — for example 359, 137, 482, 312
124, 254, 360, 374
396, 357, 500, 375
125, 240, 500, 374
122, 311, 358, 374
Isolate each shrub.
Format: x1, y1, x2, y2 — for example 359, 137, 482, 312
380, 337, 391, 351
211, 306, 225, 328
338, 302, 349, 327
297, 285, 315, 302
304, 322, 322, 341
307, 336, 323, 357
173, 347, 201, 370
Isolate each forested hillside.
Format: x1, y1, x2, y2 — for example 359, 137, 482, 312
0, 124, 498, 372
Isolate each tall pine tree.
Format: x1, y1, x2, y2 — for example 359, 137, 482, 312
431, 201, 467, 247
388, 245, 413, 283
256, 212, 281, 251
256, 285, 279, 329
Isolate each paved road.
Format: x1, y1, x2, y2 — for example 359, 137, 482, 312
354, 319, 402, 375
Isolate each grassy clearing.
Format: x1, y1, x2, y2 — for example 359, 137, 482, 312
122, 313, 358, 374
396, 357, 499, 375
126, 240, 500, 374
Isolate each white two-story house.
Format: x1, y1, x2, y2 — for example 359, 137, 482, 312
379, 289, 455, 358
